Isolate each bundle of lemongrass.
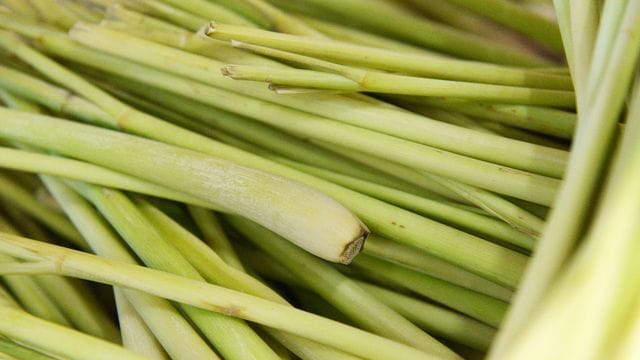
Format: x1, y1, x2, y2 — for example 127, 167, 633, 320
0, 0, 637, 359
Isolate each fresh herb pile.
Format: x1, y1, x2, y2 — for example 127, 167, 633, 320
0, 1, 638, 359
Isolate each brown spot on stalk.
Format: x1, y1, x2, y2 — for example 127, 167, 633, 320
339, 225, 369, 265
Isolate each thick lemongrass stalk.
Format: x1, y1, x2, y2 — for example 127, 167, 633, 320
0, 147, 211, 207
226, 216, 460, 359
0, 34, 527, 285
37, 26, 569, 179
28, 0, 78, 29
279, 158, 535, 250
114, 0, 207, 30
137, 200, 373, 360
206, 23, 571, 89
0, 174, 85, 247
100, 5, 283, 67
41, 177, 219, 360
294, 0, 550, 65
364, 235, 514, 301
0, 305, 143, 360
113, 290, 169, 360
351, 254, 508, 327
490, 4, 640, 357
72, 183, 280, 360
501, 77, 640, 360
399, 97, 576, 139
243, 249, 496, 351
0, 110, 367, 264
0, 233, 439, 360
188, 206, 244, 270
442, 0, 563, 51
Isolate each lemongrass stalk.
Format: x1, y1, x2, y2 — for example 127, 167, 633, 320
0, 337, 54, 360
102, 78, 447, 201
40, 26, 569, 179
2, 35, 528, 285
28, 0, 78, 29
100, 5, 284, 67
62, 27, 560, 201
569, 0, 599, 112
224, 61, 574, 105
298, 15, 443, 56
552, 0, 574, 68
234, 0, 323, 36
0, 304, 144, 360
54, 0, 103, 23
41, 177, 219, 360
280, 157, 535, 250
0, 174, 85, 247
502, 77, 640, 360
0, 253, 68, 325
0, 89, 42, 113
0, 147, 213, 207
0, 35, 369, 264
137, 199, 373, 360
490, 4, 640, 357
443, 0, 563, 51
73, 183, 280, 360
155, 0, 255, 27
320, 142, 546, 235
113, 290, 169, 360
207, 23, 570, 89
399, 97, 576, 139
0, 233, 441, 360
187, 206, 244, 270
225, 216, 461, 359
364, 235, 514, 301
614, 292, 640, 359
474, 119, 567, 150
352, 254, 508, 327
244, 248, 496, 351
0, 64, 114, 126
0, 0, 37, 19
118, 0, 207, 31
296, 0, 550, 65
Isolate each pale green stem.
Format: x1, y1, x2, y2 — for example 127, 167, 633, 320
443, 0, 563, 51
155, 0, 255, 27
226, 216, 461, 359
293, 0, 551, 65
41, 177, 219, 360
569, 0, 599, 113
0, 233, 441, 360
234, 0, 323, 36
100, 5, 283, 67
207, 22, 571, 90
350, 254, 508, 327
72, 183, 280, 360
113, 290, 169, 360
0, 173, 85, 248
187, 206, 244, 270
0, 305, 144, 360
119, 0, 207, 30
489, 4, 640, 358
0, 337, 55, 360
364, 235, 514, 302
399, 96, 576, 139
